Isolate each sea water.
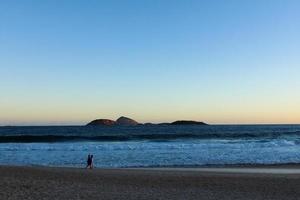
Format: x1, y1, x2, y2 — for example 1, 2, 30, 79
0, 125, 300, 168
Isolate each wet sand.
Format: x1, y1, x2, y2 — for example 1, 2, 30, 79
1, 165, 300, 200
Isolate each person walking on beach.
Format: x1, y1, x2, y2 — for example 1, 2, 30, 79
86, 154, 92, 169
86, 154, 93, 169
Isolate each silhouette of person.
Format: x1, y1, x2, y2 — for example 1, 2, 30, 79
86, 154, 92, 169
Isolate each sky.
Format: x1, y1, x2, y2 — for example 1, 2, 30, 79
0, 0, 300, 125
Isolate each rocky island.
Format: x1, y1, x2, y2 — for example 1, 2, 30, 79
87, 116, 139, 126
116, 116, 139, 126
87, 117, 208, 126
86, 119, 116, 126
170, 120, 208, 125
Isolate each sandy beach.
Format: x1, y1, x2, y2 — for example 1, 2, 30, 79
1, 165, 300, 200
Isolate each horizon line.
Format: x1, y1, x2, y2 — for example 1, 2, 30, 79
1, 122, 300, 127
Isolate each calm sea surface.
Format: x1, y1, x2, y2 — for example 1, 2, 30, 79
0, 125, 300, 168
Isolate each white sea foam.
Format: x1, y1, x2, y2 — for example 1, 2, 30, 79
1, 138, 300, 167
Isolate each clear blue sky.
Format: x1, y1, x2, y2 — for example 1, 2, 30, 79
0, 0, 300, 125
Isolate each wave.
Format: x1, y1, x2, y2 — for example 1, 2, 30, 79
1, 125, 300, 143
1, 131, 300, 143
0, 135, 130, 143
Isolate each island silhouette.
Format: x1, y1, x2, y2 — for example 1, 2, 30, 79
87, 116, 208, 126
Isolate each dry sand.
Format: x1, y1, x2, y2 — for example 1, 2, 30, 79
1, 165, 300, 200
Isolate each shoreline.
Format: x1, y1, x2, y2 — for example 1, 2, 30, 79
3, 163, 300, 176
2, 162, 300, 169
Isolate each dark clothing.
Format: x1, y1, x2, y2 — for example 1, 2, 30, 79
86, 154, 94, 169
87, 157, 92, 166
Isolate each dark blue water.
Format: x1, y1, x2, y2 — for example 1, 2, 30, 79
0, 125, 300, 167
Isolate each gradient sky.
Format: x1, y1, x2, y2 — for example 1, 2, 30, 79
0, 0, 300, 125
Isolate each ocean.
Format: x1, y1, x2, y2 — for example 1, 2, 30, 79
0, 125, 300, 168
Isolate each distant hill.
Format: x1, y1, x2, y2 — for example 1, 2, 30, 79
116, 116, 139, 126
86, 119, 116, 126
170, 120, 208, 125
86, 116, 139, 126
87, 117, 208, 126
